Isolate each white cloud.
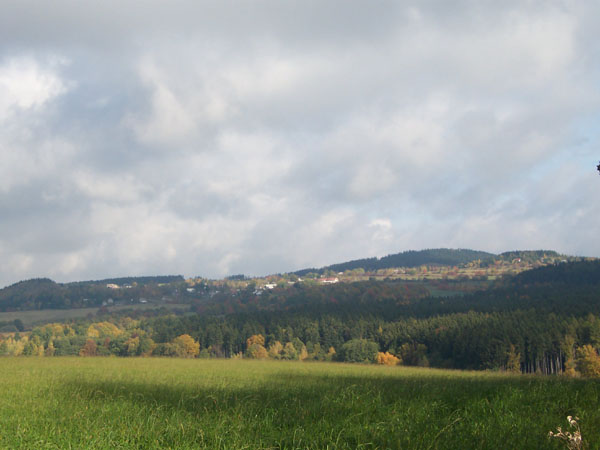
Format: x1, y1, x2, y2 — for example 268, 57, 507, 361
0, 56, 72, 194
369, 218, 393, 242
0, 56, 67, 121
73, 170, 150, 204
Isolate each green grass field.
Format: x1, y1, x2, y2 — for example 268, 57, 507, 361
0, 358, 598, 449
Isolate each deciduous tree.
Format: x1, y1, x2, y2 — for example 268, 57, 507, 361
79, 339, 98, 357
268, 340, 283, 359
506, 344, 521, 373
576, 345, 600, 377
377, 351, 401, 366
282, 342, 299, 360
172, 334, 200, 358
244, 334, 267, 359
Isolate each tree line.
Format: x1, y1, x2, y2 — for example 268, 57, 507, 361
1, 308, 599, 376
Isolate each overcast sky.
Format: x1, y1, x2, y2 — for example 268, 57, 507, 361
0, 1, 599, 287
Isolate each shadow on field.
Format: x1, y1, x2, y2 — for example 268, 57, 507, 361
58, 369, 549, 419
56, 369, 600, 449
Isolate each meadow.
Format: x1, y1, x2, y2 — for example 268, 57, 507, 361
0, 358, 598, 449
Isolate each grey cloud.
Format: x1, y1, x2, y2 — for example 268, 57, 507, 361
0, 1, 404, 51
0, 1, 598, 286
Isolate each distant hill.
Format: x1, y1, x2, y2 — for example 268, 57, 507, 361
68, 275, 184, 286
511, 259, 600, 286
292, 248, 578, 276
497, 250, 561, 263
271, 260, 600, 319
0, 278, 63, 311
417, 259, 600, 318
294, 248, 497, 276
0, 275, 184, 311
0, 249, 588, 313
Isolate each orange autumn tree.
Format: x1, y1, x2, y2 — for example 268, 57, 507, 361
376, 351, 401, 366
246, 334, 265, 347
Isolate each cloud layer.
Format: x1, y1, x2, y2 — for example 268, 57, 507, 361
0, 1, 599, 286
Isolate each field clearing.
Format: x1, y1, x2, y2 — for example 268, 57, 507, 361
0, 358, 598, 449
0, 303, 190, 326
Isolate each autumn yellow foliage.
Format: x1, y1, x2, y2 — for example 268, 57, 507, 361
246, 334, 265, 347
38, 323, 75, 338
172, 334, 200, 358
376, 352, 401, 366
576, 345, 600, 378
247, 344, 268, 359
87, 322, 122, 339
268, 341, 283, 358
243, 334, 266, 359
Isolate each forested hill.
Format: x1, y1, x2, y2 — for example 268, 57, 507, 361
511, 259, 600, 286
0, 275, 184, 311
167, 260, 600, 320
0, 249, 584, 313
294, 248, 496, 275
293, 249, 571, 276
404, 260, 600, 318
263, 260, 600, 319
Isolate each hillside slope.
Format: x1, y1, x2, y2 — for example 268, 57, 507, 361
294, 248, 496, 275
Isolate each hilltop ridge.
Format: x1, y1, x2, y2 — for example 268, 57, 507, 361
292, 248, 568, 276
0, 248, 587, 315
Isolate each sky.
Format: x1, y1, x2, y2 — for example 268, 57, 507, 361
0, 1, 599, 287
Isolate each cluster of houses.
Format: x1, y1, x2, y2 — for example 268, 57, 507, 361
251, 276, 340, 295
101, 275, 342, 303
101, 284, 148, 306
320, 277, 339, 284
106, 283, 134, 289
